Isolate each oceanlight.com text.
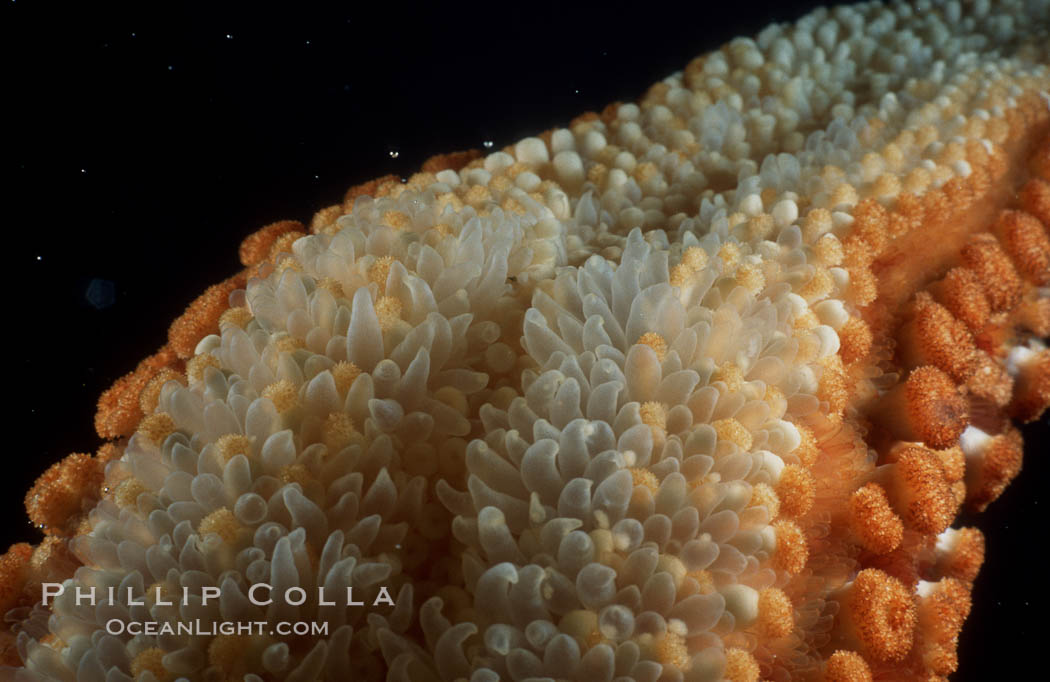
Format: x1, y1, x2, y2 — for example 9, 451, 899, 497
104, 619, 330, 637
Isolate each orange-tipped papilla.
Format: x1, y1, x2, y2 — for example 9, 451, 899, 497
870, 366, 969, 449
931, 527, 985, 583
822, 650, 873, 682
993, 210, 1050, 285
774, 464, 816, 518
959, 233, 1023, 312
929, 267, 991, 333
894, 293, 979, 383
870, 444, 958, 535
771, 519, 809, 575
847, 483, 904, 554
828, 568, 917, 663
1019, 178, 1050, 227
1005, 344, 1050, 422
960, 425, 1023, 511
965, 351, 1014, 409
915, 578, 972, 676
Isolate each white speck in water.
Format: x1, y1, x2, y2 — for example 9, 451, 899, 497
389, 150, 399, 159
483, 140, 494, 148
225, 34, 233, 39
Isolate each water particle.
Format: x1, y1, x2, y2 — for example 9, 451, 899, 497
85, 278, 117, 310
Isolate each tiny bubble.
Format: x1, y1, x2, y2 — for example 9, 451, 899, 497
305, 40, 311, 46
168, 65, 173, 71
314, 174, 319, 179
574, 89, 580, 94
225, 34, 233, 39
36, 255, 42, 261
81, 168, 86, 173
389, 150, 399, 159
483, 140, 494, 149
86, 278, 117, 310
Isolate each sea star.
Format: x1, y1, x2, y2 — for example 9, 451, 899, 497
2, 1, 1049, 681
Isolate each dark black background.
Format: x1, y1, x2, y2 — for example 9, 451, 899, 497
3, 1, 1046, 679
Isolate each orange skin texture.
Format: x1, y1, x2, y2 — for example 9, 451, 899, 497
994, 210, 1050, 285
238, 219, 305, 266
1030, 136, 1050, 181
1019, 178, 1050, 226
839, 316, 874, 366
967, 429, 1024, 512
889, 445, 957, 535
898, 293, 980, 383
0, 537, 78, 665
24, 452, 105, 536
94, 346, 183, 439
848, 483, 904, 555
0, 543, 32, 666
824, 650, 873, 682
873, 366, 970, 450
1010, 349, 1050, 423
837, 569, 917, 663
932, 267, 991, 333
167, 272, 249, 359
936, 528, 985, 583
960, 234, 1024, 312
420, 148, 483, 175
915, 579, 972, 676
